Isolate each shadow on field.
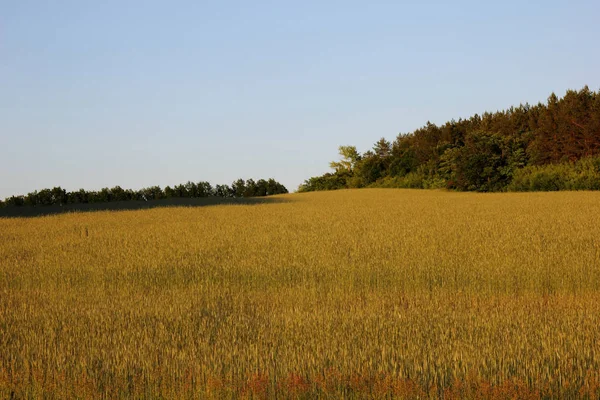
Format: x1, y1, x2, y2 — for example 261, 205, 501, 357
0, 197, 290, 218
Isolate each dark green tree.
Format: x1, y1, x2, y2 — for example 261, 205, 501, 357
231, 179, 246, 197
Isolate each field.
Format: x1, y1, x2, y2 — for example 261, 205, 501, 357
2, 189, 600, 399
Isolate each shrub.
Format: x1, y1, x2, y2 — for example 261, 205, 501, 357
508, 156, 600, 191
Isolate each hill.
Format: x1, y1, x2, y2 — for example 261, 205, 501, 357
2, 189, 600, 398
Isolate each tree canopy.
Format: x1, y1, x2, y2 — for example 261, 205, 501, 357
299, 86, 600, 192
1, 178, 288, 208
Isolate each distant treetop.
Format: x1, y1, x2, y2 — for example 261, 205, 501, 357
1, 178, 288, 208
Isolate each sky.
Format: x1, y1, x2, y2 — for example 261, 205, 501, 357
2, 0, 600, 198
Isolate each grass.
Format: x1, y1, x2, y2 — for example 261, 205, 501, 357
1, 189, 600, 398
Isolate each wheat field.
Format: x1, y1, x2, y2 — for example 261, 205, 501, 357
1, 189, 600, 399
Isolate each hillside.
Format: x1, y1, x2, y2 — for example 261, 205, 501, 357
2, 189, 600, 398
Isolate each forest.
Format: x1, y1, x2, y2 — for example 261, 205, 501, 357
299, 86, 600, 192
0, 178, 288, 208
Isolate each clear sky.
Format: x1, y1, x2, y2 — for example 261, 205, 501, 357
2, 0, 599, 198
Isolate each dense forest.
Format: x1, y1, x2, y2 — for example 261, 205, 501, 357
299, 86, 600, 192
0, 178, 288, 209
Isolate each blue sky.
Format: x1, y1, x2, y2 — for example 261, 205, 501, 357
2, 0, 599, 197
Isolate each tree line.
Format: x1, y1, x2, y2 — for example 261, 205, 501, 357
0, 178, 288, 208
299, 86, 600, 192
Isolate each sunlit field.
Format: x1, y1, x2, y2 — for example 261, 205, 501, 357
2, 189, 600, 399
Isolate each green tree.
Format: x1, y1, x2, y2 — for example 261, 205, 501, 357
215, 184, 232, 197
329, 146, 361, 173
36, 189, 54, 205
139, 186, 164, 201
298, 173, 348, 192
243, 179, 257, 197
266, 178, 287, 195
197, 182, 213, 197
373, 137, 391, 158
110, 186, 130, 202
184, 181, 199, 197
5, 196, 25, 207
254, 179, 268, 197
442, 132, 524, 191
164, 186, 175, 198
231, 179, 246, 197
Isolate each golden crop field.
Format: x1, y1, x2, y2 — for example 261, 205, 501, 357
2, 189, 600, 399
